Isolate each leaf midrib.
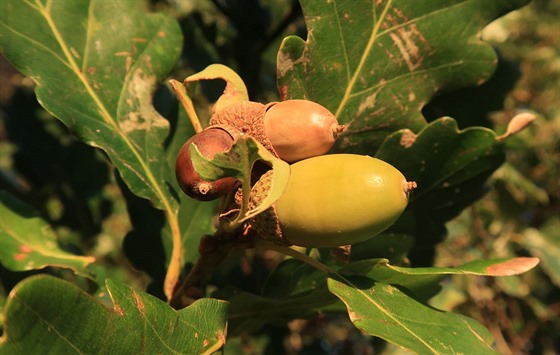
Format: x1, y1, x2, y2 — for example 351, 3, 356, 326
35, 0, 173, 215
13, 293, 87, 354
332, 274, 439, 354
0, 221, 93, 264
334, 0, 393, 118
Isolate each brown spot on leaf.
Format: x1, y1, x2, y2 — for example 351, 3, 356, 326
114, 304, 124, 316
15, 244, 32, 261
357, 80, 386, 116
485, 257, 540, 276
277, 49, 308, 78
119, 68, 169, 133
348, 310, 363, 322
133, 290, 145, 312
399, 129, 416, 148
19, 244, 32, 253
383, 7, 432, 72
383, 285, 395, 294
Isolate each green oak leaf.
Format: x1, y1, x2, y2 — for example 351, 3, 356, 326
277, 0, 529, 154
374, 117, 505, 261
0, 0, 187, 300
262, 258, 328, 298
0, 275, 228, 354
0, 192, 95, 279
385, 257, 540, 277
350, 231, 415, 264
338, 257, 539, 301
227, 287, 338, 336
338, 259, 445, 303
377, 117, 505, 223
328, 257, 539, 351
0, 0, 182, 211
328, 274, 496, 354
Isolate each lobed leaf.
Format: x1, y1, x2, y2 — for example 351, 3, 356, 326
339, 259, 445, 303
262, 258, 329, 298
227, 287, 338, 336
0, 192, 95, 279
350, 231, 415, 264
278, 0, 529, 154
0, 0, 181, 211
328, 274, 496, 353
328, 256, 539, 351
376, 117, 505, 257
0, 0, 188, 300
376, 117, 505, 212
387, 257, 540, 277
339, 257, 539, 298
0, 275, 228, 354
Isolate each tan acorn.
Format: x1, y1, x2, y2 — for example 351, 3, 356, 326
241, 154, 417, 248
209, 100, 345, 163
264, 99, 346, 163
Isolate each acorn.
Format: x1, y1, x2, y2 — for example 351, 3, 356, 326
175, 127, 238, 201
264, 99, 345, 163
242, 154, 416, 248
209, 99, 345, 163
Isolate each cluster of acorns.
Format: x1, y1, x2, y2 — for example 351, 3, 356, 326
175, 99, 416, 248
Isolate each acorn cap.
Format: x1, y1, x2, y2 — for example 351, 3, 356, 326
235, 170, 290, 246
209, 101, 279, 158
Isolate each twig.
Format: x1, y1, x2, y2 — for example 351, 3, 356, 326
254, 239, 333, 274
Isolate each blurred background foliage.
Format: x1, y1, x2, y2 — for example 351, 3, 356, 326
0, 0, 557, 353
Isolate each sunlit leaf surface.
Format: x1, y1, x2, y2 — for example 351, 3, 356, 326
0, 276, 228, 354
278, 0, 529, 154
0, 192, 95, 278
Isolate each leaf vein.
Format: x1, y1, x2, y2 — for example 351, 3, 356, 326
33, 0, 175, 217
336, 275, 438, 353
15, 295, 86, 354
331, 1, 351, 83
334, 0, 393, 118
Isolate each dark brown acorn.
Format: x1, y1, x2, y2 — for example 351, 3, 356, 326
175, 127, 238, 201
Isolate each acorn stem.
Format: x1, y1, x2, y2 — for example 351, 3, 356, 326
254, 239, 333, 274
169, 79, 203, 133
405, 181, 418, 193
224, 155, 254, 232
